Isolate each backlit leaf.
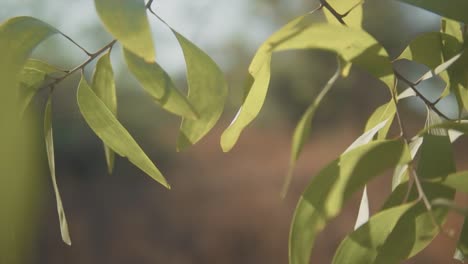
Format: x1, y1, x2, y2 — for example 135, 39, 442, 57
364, 100, 396, 140
281, 59, 341, 197
169, 30, 228, 151
94, 0, 155, 61
92, 52, 117, 174
77, 75, 170, 188
221, 11, 392, 151
123, 48, 198, 119
289, 139, 410, 264
44, 96, 71, 246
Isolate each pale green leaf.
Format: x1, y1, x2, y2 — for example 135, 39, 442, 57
281, 59, 341, 197
392, 136, 423, 190
419, 120, 468, 136
94, 0, 155, 61
123, 48, 198, 119
77, 75, 170, 188
168, 30, 228, 151
333, 202, 416, 264
437, 171, 468, 193
289, 139, 410, 264
92, 52, 117, 174
364, 100, 396, 140
395, 0, 468, 23
442, 18, 464, 43
44, 96, 71, 246
324, 0, 363, 27
221, 11, 392, 152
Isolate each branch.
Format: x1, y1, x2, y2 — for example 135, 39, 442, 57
394, 70, 454, 121
320, 0, 346, 25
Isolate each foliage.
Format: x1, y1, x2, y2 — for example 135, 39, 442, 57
1, 0, 468, 263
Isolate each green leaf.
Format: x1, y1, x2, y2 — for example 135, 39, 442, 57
221, 11, 392, 151
437, 171, 468, 193
123, 48, 198, 119
455, 217, 468, 262
392, 136, 423, 190
364, 100, 396, 140
94, 0, 155, 61
333, 202, 417, 264
395, 0, 468, 23
168, 30, 228, 151
442, 18, 464, 43
77, 75, 170, 189
92, 52, 117, 174
44, 96, 71, 246
18, 59, 64, 116
289, 139, 410, 264
0, 17, 57, 115
419, 120, 468, 136
281, 59, 341, 197
417, 134, 455, 180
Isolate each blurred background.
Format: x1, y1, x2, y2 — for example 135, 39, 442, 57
1, 0, 467, 263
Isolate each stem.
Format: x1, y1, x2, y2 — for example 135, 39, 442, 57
394, 70, 453, 121
320, 0, 347, 25
59, 31, 93, 56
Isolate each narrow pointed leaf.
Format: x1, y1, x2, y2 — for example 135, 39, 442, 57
442, 18, 464, 43
289, 139, 410, 264
123, 48, 198, 119
392, 136, 423, 190
354, 186, 370, 230
44, 97, 71, 245
94, 0, 155, 61
281, 60, 341, 197
92, 52, 117, 174
222, 11, 392, 151
333, 202, 416, 264
168, 30, 228, 151
438, 171, 468, 193
395, 0, 468, 23
364, 100, 396, 140
77, 75, 170, 188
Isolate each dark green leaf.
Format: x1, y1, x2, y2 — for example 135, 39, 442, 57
77, 75, 170, 189
333, 202, 416, 264
123, 48, 198, 119
289, 139, 410, 264
92, 52, 117, 174
395, 0, 468, 23
94, 0, 155, 61
44, 96, 71, 245
169, 30, 228, 151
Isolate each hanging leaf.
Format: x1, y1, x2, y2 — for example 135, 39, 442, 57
77, 75, 170, 189
442, 18, 464, 43
332, 202, 417, 264
289, 139, 410, 264
392, 136, 423, 190
437, 171, 468, 193
167, 30, 228, 151
44, 96, 71, 246
18, 59, 64, 116
94, 0, 155, 61
395, 0, 468, 23
123, 48, 198, 119
364, 100, 396, 140
281, 59, 341, 197
221, 11, 393, 152
92, 52, 117, 174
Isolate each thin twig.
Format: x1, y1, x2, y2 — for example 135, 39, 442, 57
320, 0, 347, 25
59, 32, 93, 56
42, 39, 117, 92
394, 70, 454, 121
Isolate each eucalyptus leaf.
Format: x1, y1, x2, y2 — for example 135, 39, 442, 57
364, 100, 396, 140
94, 0, 155, 61
92, 52, 117, 174
289, 139, 410, 264
44, 96, 71, 246
77, 75, 170, 189
123, 48, 198, 119
455, 217, 468, 262
395, 0, 468, 23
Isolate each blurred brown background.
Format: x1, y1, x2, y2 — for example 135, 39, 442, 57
2, 0, 467, 263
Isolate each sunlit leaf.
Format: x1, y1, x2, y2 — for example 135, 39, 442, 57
364, 100, 396, 140
123, 48, 198, 119
44, 96, 71, 246
77, 75, 170, 189
18, 59, 64, 116
221, 11, 392, 151
395, 0, 468, 23
418, 120, 468, 136
289, 139, 410, 264
167, 30, 228, 151
392, 136, 423, 190
281, 59, 341, 197
94, 0, 155, 61
333, 202, 416, 264
442, 18, 464, 43
437, 171, 468, 193
92, 52, 117, 174
324, 0, 363, 27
